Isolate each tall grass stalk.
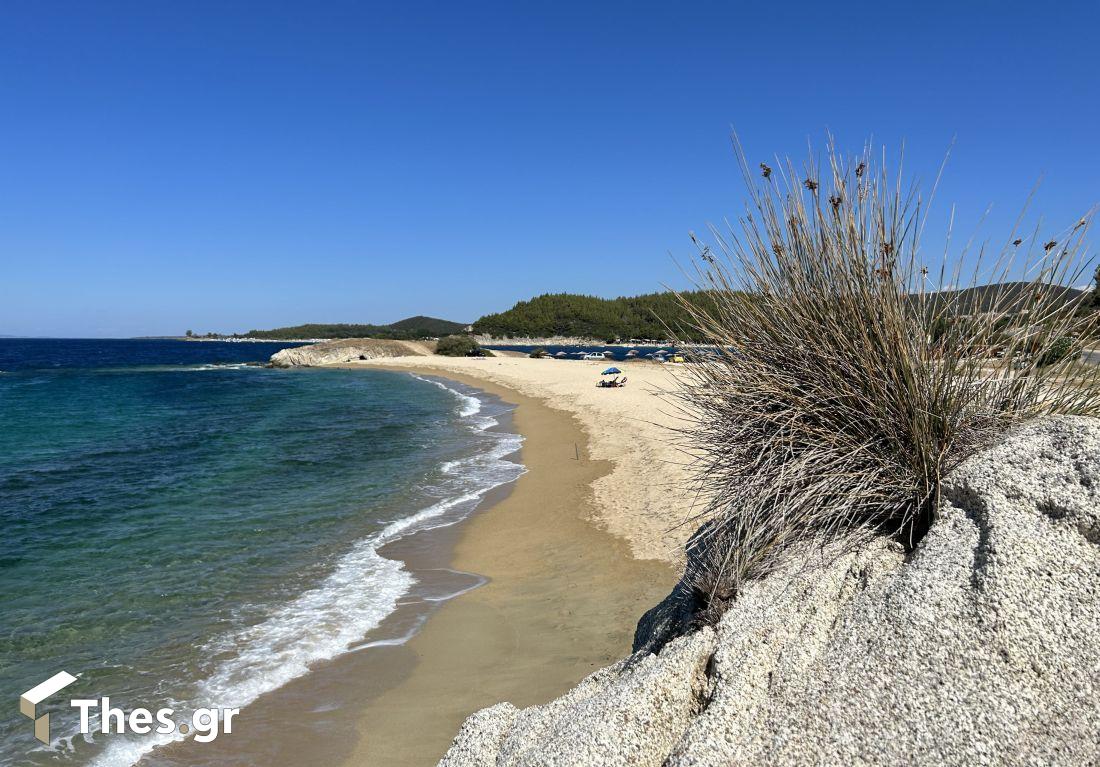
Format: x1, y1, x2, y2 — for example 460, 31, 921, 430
668, 138, 1099, 626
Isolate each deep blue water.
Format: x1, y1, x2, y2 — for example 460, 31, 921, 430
0, 339, 521, 766
0, 338, 305, 372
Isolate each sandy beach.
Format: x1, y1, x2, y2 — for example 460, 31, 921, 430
351, 356, 699, 562
125, 356, 696, 767
334, 357, 699, 765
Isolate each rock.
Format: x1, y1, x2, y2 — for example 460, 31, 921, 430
268, 338, 432, 367
441, 417, 1100, 766
441, 704, 520, 767
633, 517, 729, 656
441, 629, 717, 767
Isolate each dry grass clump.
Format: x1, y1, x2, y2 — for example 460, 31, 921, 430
668, 140, 1100, 627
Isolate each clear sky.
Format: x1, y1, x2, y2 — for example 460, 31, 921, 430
2, 1, 1097, 337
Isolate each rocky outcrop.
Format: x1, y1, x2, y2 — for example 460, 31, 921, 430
269, 338, 433, 367
441, 417, 1100, 766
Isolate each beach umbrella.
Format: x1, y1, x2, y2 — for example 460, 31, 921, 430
602, 367, 622, 375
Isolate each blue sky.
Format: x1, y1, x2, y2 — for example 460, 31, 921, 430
2, 1, 1097, 337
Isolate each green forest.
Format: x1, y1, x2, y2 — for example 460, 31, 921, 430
240, 279, 1100, 343
472, 291, 718, 341
245, 316, 467, 340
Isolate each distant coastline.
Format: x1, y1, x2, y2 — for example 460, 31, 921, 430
475, 335, 673, 347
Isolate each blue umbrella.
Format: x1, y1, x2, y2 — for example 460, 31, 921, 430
602, 367, 622, 375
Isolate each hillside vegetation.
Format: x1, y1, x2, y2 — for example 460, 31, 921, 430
245, 316, 467, 340
472, 291, 719, 341
924, 282, 1088, 314
386, 316, 469, 334
473, 282, 1097, 343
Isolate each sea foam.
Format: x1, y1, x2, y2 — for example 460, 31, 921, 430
84, 373, 523, 767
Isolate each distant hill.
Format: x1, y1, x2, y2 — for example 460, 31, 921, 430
472, 291, 718, 342
923, 282, 1088, 313
387, 316, 469, 335
245, 316, 468, 340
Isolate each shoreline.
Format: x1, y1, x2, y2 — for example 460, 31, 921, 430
339, 364, 677, 766
136, 374, 528, 767
142, 364, 677, 767
341, 356, 696, 563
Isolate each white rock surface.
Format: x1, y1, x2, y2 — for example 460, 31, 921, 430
441, 417, 1100, 766
269, 338, 432, 367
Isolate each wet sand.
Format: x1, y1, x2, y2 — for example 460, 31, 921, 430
342, 368, 676, 766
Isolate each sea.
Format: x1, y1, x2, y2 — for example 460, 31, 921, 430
0, 339, 523, 767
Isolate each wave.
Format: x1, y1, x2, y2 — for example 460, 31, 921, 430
84, 374, 524, 767
84, 537, 413, 766
121, 363, 259, 373
409, 373, 482, 417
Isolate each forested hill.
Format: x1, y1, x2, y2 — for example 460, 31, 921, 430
925, 282, 1088, 313
245, 316, 467, 340
472, 291, 717, 341
386, 315, 469, 334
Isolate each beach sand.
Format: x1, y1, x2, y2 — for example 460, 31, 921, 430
354, 357, 698, 562
337, 359, 697, 766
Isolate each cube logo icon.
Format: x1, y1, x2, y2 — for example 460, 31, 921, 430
21, 672, 77, 744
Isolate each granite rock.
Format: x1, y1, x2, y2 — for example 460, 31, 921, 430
441, 417, 1100, 766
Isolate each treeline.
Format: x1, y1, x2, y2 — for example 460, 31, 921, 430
471, 283, 1100, 343
472, 291, 718, 341
245, 323, 417, 340
245, 316, 467, 340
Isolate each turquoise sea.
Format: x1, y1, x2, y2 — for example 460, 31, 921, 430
0, 339, 522, 766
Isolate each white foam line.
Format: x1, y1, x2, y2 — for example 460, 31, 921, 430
87, 537, 414, 767
92, 363, 260, 374
348, 613, 430, 652
408, 373, 482, 417
84, 374, 526, 767
420, 574, 488, 603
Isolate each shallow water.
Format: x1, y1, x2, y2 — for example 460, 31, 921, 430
0, 340, 522, 766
